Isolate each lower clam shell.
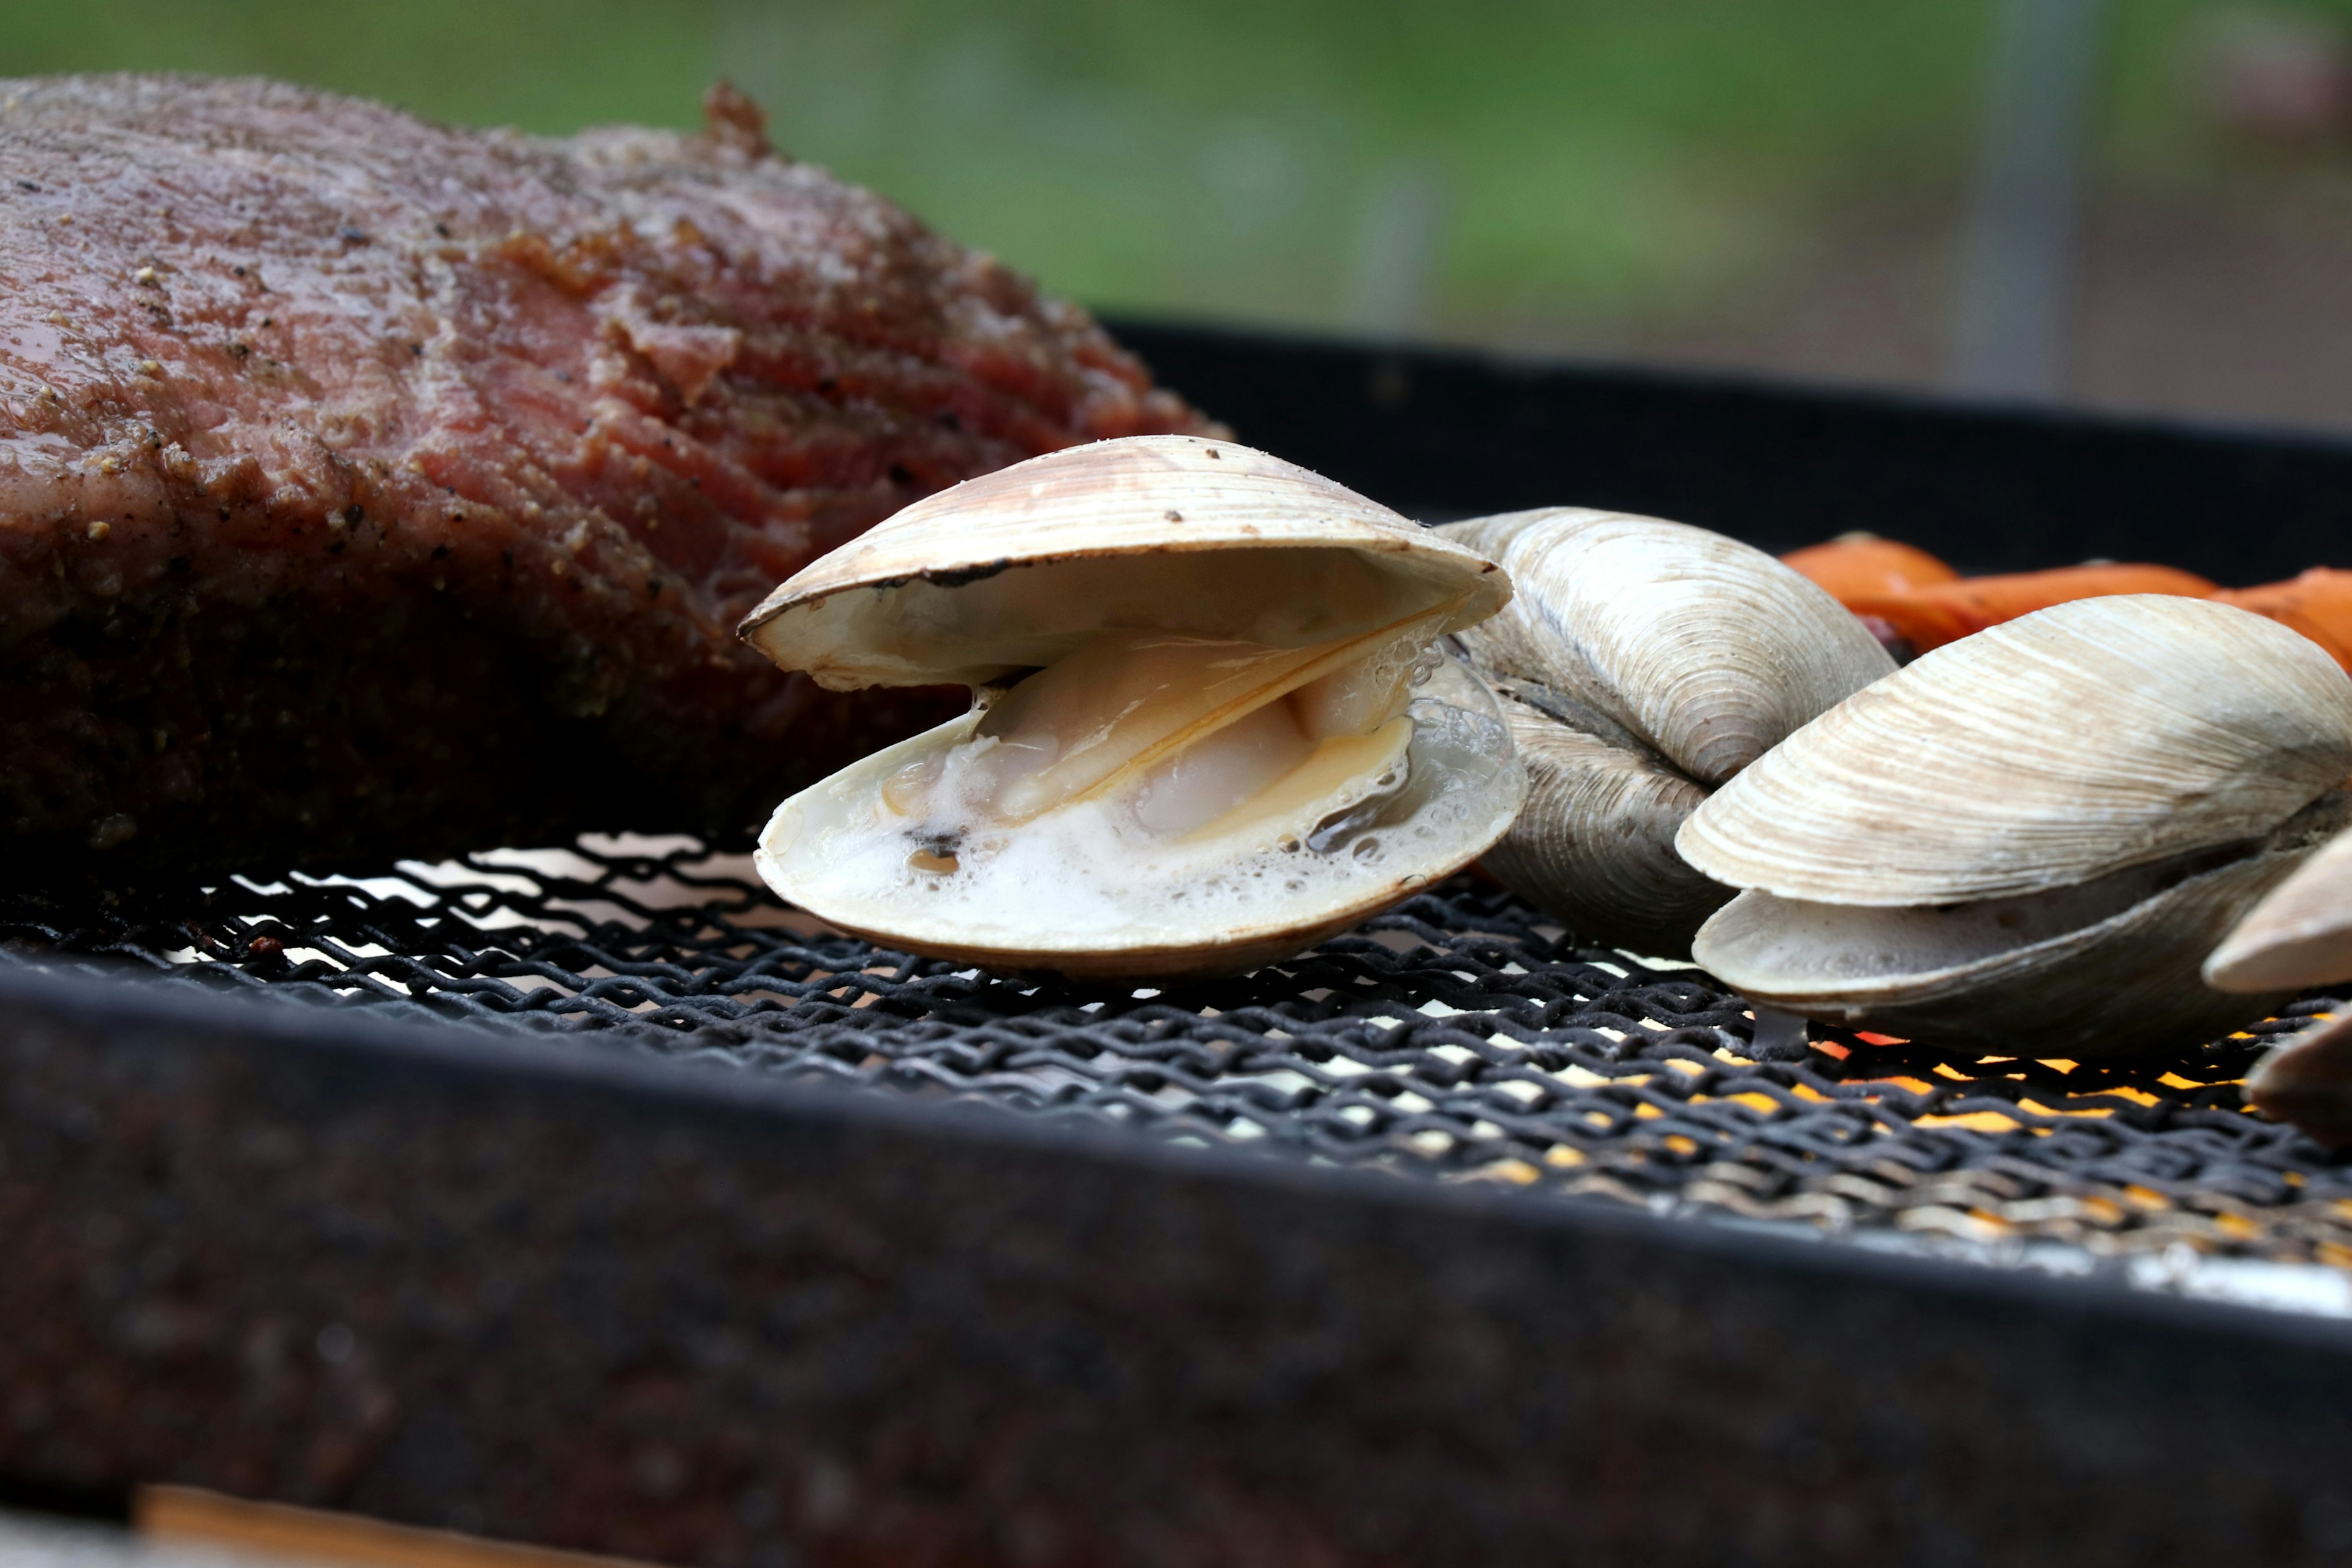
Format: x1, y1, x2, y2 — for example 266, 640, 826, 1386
2206, 823, 2352, 1148
757, 654, 1525, 983
2243, 1012, 2352, 1148
1694, 788, 2352, 1056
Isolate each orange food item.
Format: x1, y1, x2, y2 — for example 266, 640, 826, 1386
1781, 533, 1960, 598
2214, 568, 2352, 669
1844, 564, 2220, 655
1792, 529, 2352, 669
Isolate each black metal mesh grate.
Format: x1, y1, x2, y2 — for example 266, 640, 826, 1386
6, 834, 2348, 1266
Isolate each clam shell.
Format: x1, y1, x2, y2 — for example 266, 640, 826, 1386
1436, 508, 1889, 955
1477, 693, 1731, 957
756, 655, 1525, 982
1441, 509, 1893, 785
1678, 595, 2352, 906
2244, 1012, 2352, 1148
2205, 822, 2352, 992
1692, 788, 2352, 1056
738, 435, 1527, 982
742, 434, 1508, 689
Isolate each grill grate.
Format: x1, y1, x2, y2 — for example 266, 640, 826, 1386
5, 834, 2348, 1267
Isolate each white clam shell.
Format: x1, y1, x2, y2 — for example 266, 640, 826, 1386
1678, 595, 2352, 906
1437, 508, 1891, 956
2242, 1011, 2352, 1147
736, 435, 1526, 982
744, 434, 1508, 689
758, 655, 1524, 982
2205, 822, 2352, 992
1441, 508, 1894, 785
1476, 697, 1730, 957
1694, 789, 2351, 1056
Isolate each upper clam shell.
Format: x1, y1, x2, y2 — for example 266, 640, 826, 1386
742, 434, 1509, 688
1677, 595, 2352, 907
1441, 509, 1894, 785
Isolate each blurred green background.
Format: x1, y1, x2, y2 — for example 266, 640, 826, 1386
13, 0, 2352, 426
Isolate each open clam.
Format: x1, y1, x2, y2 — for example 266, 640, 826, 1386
1679, 595, 2352, 1055
1434, 508, 1894, 956
736, 434, 1526, 982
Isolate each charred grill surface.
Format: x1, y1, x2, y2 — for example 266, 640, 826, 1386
0, 75, 1215, 875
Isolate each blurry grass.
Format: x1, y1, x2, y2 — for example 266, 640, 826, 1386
1, 1, 2337, 338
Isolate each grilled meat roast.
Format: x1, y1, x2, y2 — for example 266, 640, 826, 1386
0, 75, 1215, 876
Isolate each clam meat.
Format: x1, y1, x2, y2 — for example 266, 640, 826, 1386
1436, 508, 1894, 957
736, 435, 1526, 982
1679, 595, 2352, 1056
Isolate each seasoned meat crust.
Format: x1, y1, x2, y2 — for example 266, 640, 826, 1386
0, 74, 1215, 875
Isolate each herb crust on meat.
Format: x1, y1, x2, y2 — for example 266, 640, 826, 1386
0, 74, 1216, 875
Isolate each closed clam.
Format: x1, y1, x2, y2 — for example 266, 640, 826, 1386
1434, 508, 1894, 956
736, 434, 1526, 982
1679, 595, 2352, 1055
